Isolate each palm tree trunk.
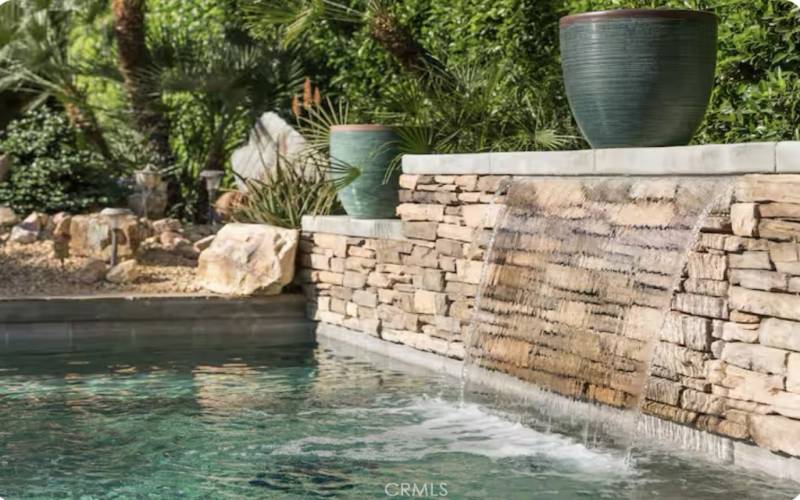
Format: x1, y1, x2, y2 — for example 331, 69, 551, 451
111, 0, 181, 207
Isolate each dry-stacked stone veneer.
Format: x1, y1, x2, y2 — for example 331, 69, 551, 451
299, 143, 800, 461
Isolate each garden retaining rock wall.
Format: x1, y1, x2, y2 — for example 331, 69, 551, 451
299, 144, 800, 460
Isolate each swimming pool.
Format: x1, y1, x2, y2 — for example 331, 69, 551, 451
0, 334, 796, 499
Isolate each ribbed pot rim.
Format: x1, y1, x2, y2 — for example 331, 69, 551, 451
560, 8, 717, 28
330, 124, 393, 132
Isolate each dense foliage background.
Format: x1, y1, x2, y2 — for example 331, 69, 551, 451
0, 0, 797, 218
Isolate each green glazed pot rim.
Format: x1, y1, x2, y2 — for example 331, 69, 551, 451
560, 8, 717, 28
330, 124, 393, 132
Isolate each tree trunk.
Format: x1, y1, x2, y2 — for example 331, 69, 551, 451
111, 0, 181, 208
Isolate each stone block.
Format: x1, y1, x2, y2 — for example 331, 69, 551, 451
403, 246, 439, 268
396, 203, 445, 222
728, 251, 772, 270
437, 223, 474, 242
710, 362, 783, 404
721, 322, 759, 343
770, 391, 800, 419
399, 174, 421, 190
730, 286, 800, 322
759, 203, 800, 219
729, 269, 788, 291
769, 242, 800, 263
434, 315, 461, 333
476, 176, 510, 193
750, 415, 800, 457
730, 310, 761, 323
687, 253, 727, 280
788, 354, 800, 393
462, 204, 504, 228
683, 278, 728, 297
629, 180, 677, 200
645, 378, 683, 405
318, 271, 344, 286
681, 389, 726, 416
402, 222, 438, 241
436, 238, 465, 257
352, 289, 378, 308
759, 318, 800, 352
69, 214, 144, 259
608, 202, 676, 227
730, 203, 759, 237
455, 175, 479, 191
343, 271, 367, 289
313, 233, 348, 257
652, 342, 707, 378
454, 259, 484, 285
721, 342, 787, 375
673, 293, 728, 319
758, 219, 800, 241
413, 290, 448, 315
419, 268, 444, 291
736, 175, 800, 204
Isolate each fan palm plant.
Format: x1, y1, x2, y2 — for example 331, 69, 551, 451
0, 0, 115, 161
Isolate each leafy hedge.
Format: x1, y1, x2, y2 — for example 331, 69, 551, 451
0, 107, 127, 215
298, 0, 799, 145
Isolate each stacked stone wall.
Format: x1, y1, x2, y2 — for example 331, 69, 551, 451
298, 172, 800, 458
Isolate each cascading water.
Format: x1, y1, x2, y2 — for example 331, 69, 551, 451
461, 177, 732, 417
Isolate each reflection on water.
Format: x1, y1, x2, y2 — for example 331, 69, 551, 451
0, 337, 795, 499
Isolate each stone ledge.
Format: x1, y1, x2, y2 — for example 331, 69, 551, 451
301, 215, 407, 240
403, 142, 799, 176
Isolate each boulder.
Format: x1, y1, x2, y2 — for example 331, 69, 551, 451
230, 112, 309, 190
152, 218, 182, 233
159, 230, 191, 250
196, 223, 298, 295
193, 235, 215, 253
105, 260, 140, 284
9, 225, 38, 244
0, 206, 18, 227
69, 214, 144, 260
78, 259, 108, 284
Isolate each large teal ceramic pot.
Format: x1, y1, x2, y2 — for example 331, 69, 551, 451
560, 9, 718, 149
330, 125, 400, 219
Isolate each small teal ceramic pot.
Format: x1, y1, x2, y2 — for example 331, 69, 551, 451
330, 125, 400, 219
560, 9, 718, 148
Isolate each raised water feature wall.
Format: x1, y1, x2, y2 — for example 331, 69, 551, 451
298, 142, 800, 461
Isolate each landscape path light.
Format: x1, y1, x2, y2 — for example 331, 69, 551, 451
134, 165, 162, 220
100, 207, 133, 267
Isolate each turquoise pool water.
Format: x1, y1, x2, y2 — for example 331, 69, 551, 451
0, 336, 797, 499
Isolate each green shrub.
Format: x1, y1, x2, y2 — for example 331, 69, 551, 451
0, 107, 127, 215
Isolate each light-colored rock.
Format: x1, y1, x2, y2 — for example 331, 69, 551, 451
720, 342, 787, 375
769, 242, 800, 263
759, 203, 800, 219
160, 231, 191, 251
607, 202, 675, 227
69, 214, 143, 260
0, 206, 18, 227
681, 389, 725, 415
629, 180, 677, 200
193, 235, 215, 253
396, 204, 444, 222
197, 223, 299, 296
721, 322, 759, 343
736, 175, 800, 204
231, 112, 309, 190
9, 225, 38, 244
152, 218, 182, 233
77, 259, 107, 284
105, 260, 140, 284
730, 286, 800, 322
728, 251, 772, 270
413, 290, 447, 315
730, 203, 759, 237
750, 415, 800, 457
729, 269, 788, 291
709, 362, 783, 404
437, 223, 474, 242
758, 219, 800, 241
402, 221, 438, 241
687, 253, 727, 280
788, 354, 800, 393
759, 318, 800, 352
652, 342, 707, 378
769, 391, 800, 419
661, 313, 710, 350
314, 233, 348, 258
462, 204, 504, 228
672, 293, 727, 319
